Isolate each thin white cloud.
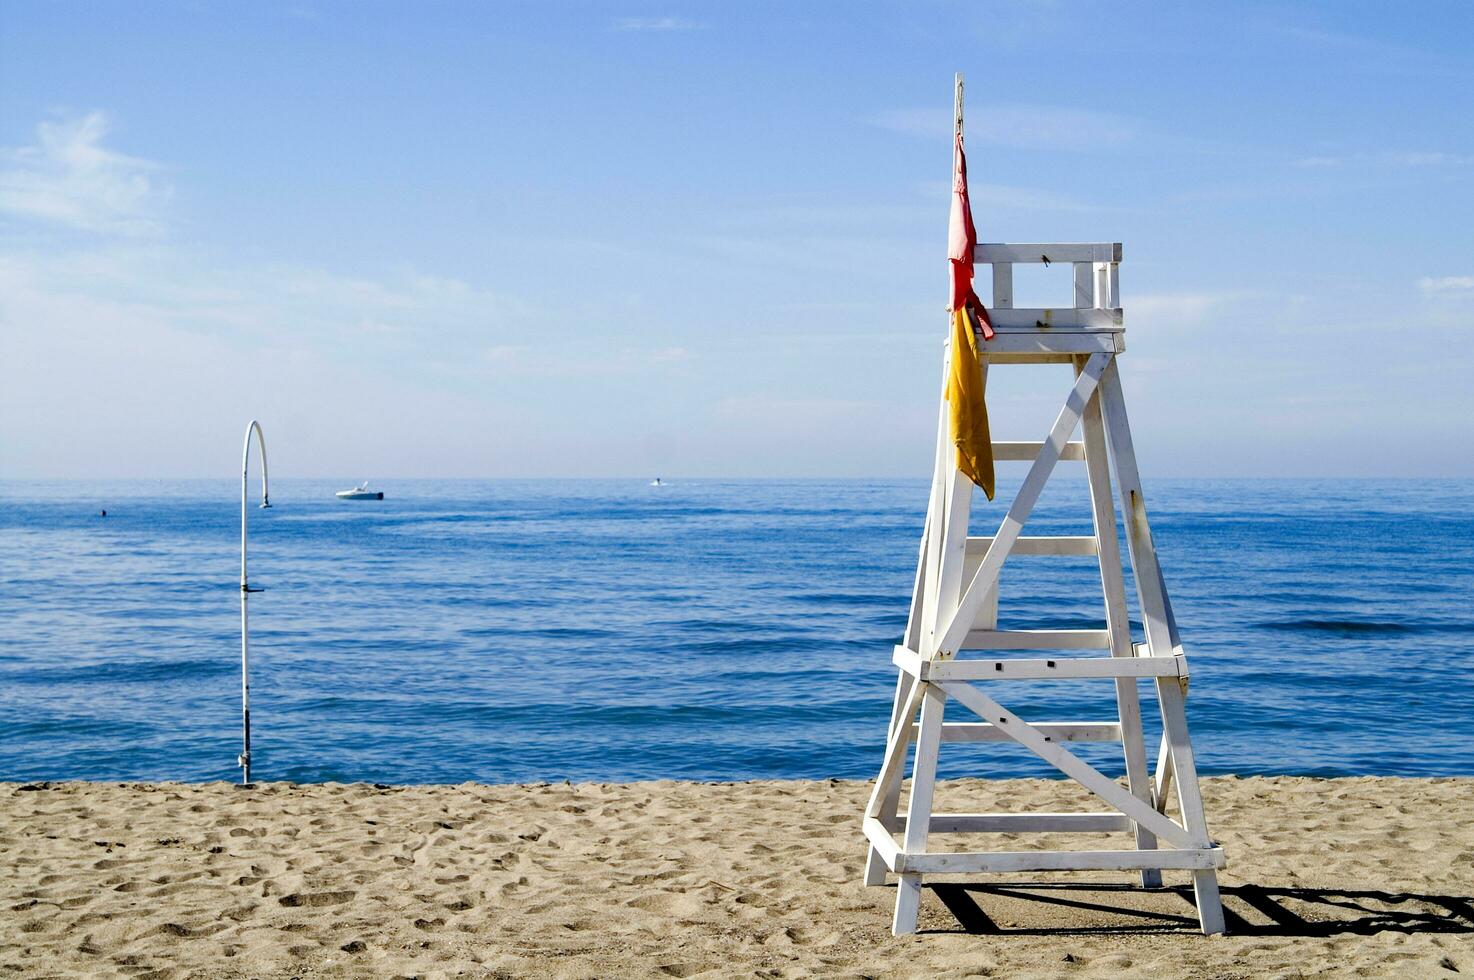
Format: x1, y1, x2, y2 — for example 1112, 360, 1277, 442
968, 182, 1107, 213
1129, 290, 1256, 326
1293, 149, 1473, 168
614, 17, 704, 31
1266, 22, 1467, 79
866, 108, 950, 138
477, 342, 691, 378
0, 111, 168, 235
1419, 275, 1474, 294
0, 245, 535, 360
1384, 150, 1473, 166
713, 395, 876, 427
869, 104, 1138, 150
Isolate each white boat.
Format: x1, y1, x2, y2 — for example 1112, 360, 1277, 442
336, 481, 384, 501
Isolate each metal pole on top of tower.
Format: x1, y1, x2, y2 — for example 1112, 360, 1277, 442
954, 71, 964, 139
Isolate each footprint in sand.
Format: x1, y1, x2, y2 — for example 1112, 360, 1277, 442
561, 918, 598, 932
150, 922, 195, 938
277, 890, 355, 908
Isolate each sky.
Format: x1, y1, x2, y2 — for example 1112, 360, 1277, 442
1, 0, 1471, 479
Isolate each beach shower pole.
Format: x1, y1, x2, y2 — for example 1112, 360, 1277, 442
240, 420, 270, 785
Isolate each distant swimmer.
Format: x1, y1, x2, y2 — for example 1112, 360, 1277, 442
100, 509, 107, 517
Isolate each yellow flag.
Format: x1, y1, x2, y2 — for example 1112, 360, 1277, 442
946, 308, 995, 500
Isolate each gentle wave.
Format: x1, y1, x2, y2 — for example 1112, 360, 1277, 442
1, 657, 233, 685
1257, 619, 1457, 636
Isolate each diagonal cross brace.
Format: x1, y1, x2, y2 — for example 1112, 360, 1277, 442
939, 679, 1194, 849
935, 352, 1110, 657
864, 680, 928, 820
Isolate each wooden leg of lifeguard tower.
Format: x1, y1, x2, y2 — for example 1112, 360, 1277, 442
1079, 354, 1161, 889
1097, 357, 1224, 932
863, 675, 909, 887
893, 682, 946, 932
865, 353, 968, 890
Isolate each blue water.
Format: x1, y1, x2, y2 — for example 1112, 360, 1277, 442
1, 478, 1471, 784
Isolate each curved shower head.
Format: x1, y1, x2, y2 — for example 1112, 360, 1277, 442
244, 420, 269, 509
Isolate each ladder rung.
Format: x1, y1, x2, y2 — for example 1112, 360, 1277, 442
976, 242, 1122, 264
892, 812, 1132, 834
967, 535, 1098, 557
900, 846, 1225, 875
928, 656, 1184, 681
992, 441, 1086, 461
987, 307, 1123, 330
919, 722, 1122, 743
892, 645, 1184, 681
962, 629, 1111, 650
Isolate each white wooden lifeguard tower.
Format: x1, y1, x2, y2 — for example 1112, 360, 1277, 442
861, 76, 1226, 937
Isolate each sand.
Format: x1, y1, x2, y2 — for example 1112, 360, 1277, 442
2, 776, 1471, 978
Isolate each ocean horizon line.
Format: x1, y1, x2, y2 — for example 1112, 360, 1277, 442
4, 474, 1472, 484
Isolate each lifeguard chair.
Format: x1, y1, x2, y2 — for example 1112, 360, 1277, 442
860, 76, 1226, 937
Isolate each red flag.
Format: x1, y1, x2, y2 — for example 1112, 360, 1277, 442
947, 133, 994, 340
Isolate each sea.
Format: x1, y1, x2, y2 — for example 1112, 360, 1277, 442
1, 478, 1471, 785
